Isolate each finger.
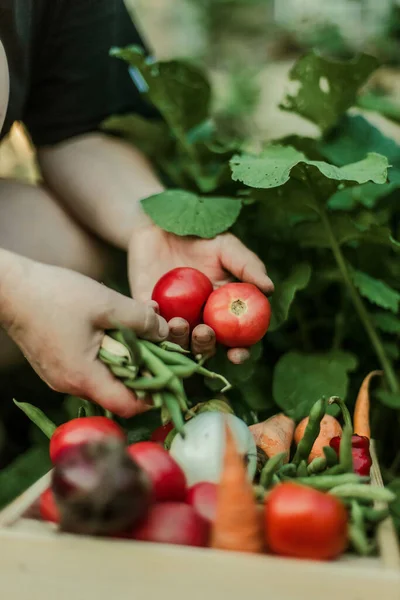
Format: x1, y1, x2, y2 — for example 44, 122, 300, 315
227, 347, 251, 364
95, 289, 169, 341
83, 361, 151, 419
219, 234, 274, 295
168, 318, 190, 350
147, 300, 160, 314
191, 324, 216, 358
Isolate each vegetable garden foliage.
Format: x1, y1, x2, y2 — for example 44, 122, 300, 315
103, 47, 400, 505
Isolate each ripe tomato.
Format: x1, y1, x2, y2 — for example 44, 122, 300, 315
265, 483, 348, 561
203, 282, 271, 347
50, 417, 125, 464
186, 482, 217, 523
39, 488, 60, 524
132, 502, 209, 547
152, 267, 213, 329
127, 442, 187, 502
150, 422, 174, 445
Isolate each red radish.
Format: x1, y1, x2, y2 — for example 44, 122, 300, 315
50, 417, 125, 464
127, 442, 187, 502
150, 422, 174, 445
152, 267, 213, 329
39, 488, 60, 524
132, 503, 209, 547
186, 482, 217, 523
203, 282, 271, 347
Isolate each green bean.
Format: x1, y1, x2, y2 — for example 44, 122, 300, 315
278, 463, 297, 478
260, 452, 287, 489
104, 409, 113, 420
324, 464, 346, 475
164, 428, 177, 450
307, 456, 327, 475
323, 446, 339, 467
110, 328, 143, 366
135, 390, 147, 401
160, 340, 190, 354
297, 460, 308, 477
361, 506, 389, 524
167, 377, 190, 412
168, 364, 231, 392
124, 374, 171, 391
349, 524, 375, 556
350, 500, 374, 556
110, 365, 138, 379
339, 425, 354, 473
78, 406, 86, 418
329, 484, 396, 503
99, 348, 128, 367
163, 392, 186, 437
293, 474, 369, 491
328, 396, 353, 429
292, 398, 326, 466
151, 392, 163, 409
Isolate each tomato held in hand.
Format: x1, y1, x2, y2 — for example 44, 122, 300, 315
39, 488, 60, 524
152, 267, 213, 329
127, 442, 187, 502
50, 417, 125, 464
203, 283, 271, 347
265, 483, 348, 561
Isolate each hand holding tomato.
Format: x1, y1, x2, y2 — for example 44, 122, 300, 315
129, 227, 274, 363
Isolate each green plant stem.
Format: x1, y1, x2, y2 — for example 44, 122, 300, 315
319, 207, 399, 394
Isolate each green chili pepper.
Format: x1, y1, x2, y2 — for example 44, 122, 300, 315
297, 460, 308, 477
307, 456, 327, 475
323, 446, 339, 467
260, 452, 287, 489
292, 397, 326, 466
163, 392, 186, 437
329, 484, 396, 503
293, 473, 369, 491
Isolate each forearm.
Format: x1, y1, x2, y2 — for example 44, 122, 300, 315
37, 133, 164, 251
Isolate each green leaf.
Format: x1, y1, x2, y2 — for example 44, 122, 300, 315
269, 263, 312, 331
383, 342, 400, 361
101, 114, 171, 157
230, 145, 388, 190
206, 343, 263, 391
141, 190, 242, 238
280, 53, 378, 133
351, 269, 400, 313
373, 312, 400, 335
388, 479, 400, 534
13, 400, 56, 440
357, 92, 400, 124
272, 351, 358, 421
111, 46, 211, 135
0, 445, 52, 509
376, 390, 400, 409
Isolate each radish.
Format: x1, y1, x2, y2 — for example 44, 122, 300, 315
132, 503, 209, 547
169, 412, 257, 486
186, 482, 217, 523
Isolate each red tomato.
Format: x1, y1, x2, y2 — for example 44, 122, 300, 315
39, 488, 60, 524
265, 483, 348, 561
132, 503, 209, 547
186, 482, 217, 523
152, 267, 213, 329
150, 422, 174, 445
50, 417, 125, 464
127, 442, 187, 502
203, 282, 271, 347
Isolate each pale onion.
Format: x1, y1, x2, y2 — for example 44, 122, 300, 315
170, 412, 257, 487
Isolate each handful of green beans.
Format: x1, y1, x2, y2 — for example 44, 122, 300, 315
99, 326, 231, 435
258, 396, 397, 557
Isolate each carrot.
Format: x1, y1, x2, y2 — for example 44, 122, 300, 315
353, 370, 383, 439
294, 415, 342, 463
249, 414, 295, 464
211, 421, 264, 553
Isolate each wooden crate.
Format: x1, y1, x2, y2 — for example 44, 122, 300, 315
0, 443, 399, 600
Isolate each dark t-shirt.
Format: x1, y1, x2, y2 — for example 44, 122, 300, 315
0, 0, 154, 146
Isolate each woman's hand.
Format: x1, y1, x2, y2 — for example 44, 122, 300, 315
128, 225, 273, 362
1, 256, 168, 417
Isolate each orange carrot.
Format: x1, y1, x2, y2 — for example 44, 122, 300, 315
294, 415, 342, 463
353, 370, 383, 439
249, 414, 295, 464
211, 421, 264, 553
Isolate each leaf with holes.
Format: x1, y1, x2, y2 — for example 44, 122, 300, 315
141, 190, 242, 238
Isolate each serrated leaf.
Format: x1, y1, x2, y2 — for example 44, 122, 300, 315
351, 269, 400, 313
269, 263, 312, 331
373, 312, 400, 335
280, 53, 378, 133
230, 145, 388, 191
101, 114, 171, 157
376, 390, 400, 409
272, 351, 358, 421
141, 190, 242, 238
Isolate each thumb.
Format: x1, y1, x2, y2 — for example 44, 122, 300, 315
83, 360, 151, 419
95, 289, 169, 341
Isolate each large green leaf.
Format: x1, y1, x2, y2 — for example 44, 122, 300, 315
351, 269, 400, 313
269, 263, 312, 331
280, 53, 378, 133
272, 351, 358, 421
230, 145, 388, 190
0, 446, 52, 509
141, 190, 242, 238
